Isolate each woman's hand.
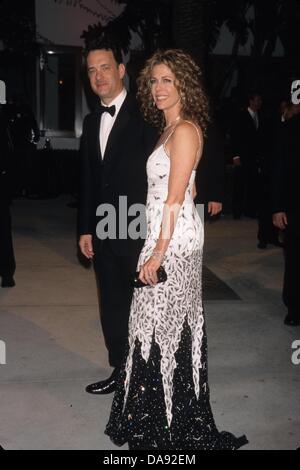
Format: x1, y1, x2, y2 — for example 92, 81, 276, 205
139, 257, 162, 286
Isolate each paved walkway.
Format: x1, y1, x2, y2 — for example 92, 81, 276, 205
0, 197, 299, 450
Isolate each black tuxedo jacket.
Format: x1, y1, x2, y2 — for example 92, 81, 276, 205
0, 107, 13, 202
271, 113, 300, 215
232, 109, 263, 168
78, 93, 158, 257
195, 122, 225, 205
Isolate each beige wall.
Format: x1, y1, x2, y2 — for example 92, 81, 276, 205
35, 0, 123, 149
35, 0, 123, 47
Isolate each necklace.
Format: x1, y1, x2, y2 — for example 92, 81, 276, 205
164, 116, 181, 131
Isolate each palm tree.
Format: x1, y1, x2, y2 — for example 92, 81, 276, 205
206, 0, 297, 97
172, 0, 206, 64
279, 0, 300, 75
80, 0, 300, 98
81, 0, 173, 91
81, 0, 173, 55
205, 0, 251, 95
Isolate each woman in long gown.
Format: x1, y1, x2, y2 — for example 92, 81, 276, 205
105, 49, 247, 450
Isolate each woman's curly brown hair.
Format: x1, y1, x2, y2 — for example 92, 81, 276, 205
137, 49, 210, 134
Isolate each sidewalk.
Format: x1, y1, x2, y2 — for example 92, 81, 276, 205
0, 196, 299, 450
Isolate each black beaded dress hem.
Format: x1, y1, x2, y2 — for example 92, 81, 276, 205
105, 320, 248, 451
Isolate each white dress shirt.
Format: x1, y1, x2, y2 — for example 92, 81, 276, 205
100, 88, 127, 158
247, 107, 259, 129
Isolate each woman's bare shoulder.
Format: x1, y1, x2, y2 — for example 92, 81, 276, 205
172, 120, 203, 142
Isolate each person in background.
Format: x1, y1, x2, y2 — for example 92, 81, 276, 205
272, 103, 300, 326
231, 92, 263, 219
7, 95, 39, 197
256, 102, 284, 250
279, 100, 295, 123
195, 121, 225, 219
0, 103, 16, 288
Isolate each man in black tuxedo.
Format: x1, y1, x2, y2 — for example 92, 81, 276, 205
0, 105, 16, 288
272, 104, 300, 326
231, 92, 263, 219
78, 36, 157, 394
195, 122, 225, 218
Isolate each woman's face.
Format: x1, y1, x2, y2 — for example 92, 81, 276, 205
150, 63, 181, 113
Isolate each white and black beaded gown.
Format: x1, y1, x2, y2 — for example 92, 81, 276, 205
105, 125, 247, 450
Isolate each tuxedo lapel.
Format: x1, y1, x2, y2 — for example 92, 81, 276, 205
90, 111, 102, 161
246, 110, 258, 132
102, 97, 131, 164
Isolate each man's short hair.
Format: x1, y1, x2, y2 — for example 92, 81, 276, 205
84, 33, 123, 65
247, 91, 261, 103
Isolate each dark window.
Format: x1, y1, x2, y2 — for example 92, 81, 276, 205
39, 46, 82, 137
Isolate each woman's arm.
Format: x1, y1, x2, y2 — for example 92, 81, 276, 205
139, 122, 203, 285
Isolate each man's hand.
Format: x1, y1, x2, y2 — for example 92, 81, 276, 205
79, 234, 94, 259
208, 202, 222, 217
272, 212, 288, 230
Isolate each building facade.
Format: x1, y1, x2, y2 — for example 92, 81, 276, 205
35, 0, 123, 149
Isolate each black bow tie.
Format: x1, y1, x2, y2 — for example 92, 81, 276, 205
99, 105, 116, 117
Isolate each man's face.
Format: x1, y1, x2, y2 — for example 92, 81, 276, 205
87, 49, 125, 104
249, 95, 262, 112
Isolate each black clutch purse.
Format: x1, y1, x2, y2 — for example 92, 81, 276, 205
132, 266, 167, 288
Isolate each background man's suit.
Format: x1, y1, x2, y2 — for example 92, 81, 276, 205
195, 122, 225, 213
271, 112, 300, 323
0, 107, 16, 282
232, 109, 263, 218
79, 93, 157, 367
